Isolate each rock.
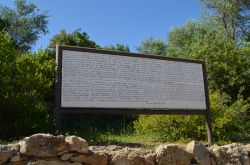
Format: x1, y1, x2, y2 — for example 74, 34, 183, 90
70, 154, 88, 163
27, 159, 82, 165
10, 154, 28, 162
60, 153, 74, 161
155, 144, 192, 165
0, 144, 19, 164
210, 143, 249, 165
186, 141, 211, 165
110, 148, 130, 165
90, 145, 123, 152
71, 153, 109, 165
144, 153, 156, 165
111, 148, 155, 165
211, 156, 216, 165
245, 144, 250, 156
19, 133, 68, 157
208, 144, 219, 152
128, 151, 155, 165
105, 145, 124, 151
90, 145, 155, 165
91, 145, 155, 165
10, 155, 22, 162
65, 136, 88, 154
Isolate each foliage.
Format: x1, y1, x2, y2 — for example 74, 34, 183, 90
134, 0, 250, 143
0, 18, 8, 31
103, 44, 130, 52
137, 37, 167, 55
61, 114, 136, 145
48, 29, 99, 50
210, 92, 250, 141
0, 0, 48, 53
166, 1, 250, 98
167, 20, 250, 99
134, 115, 206, 142
199, 0, 250, 42
167, 21, 208, 57
134, 91, 250, 142
0, 0, 249, 143
0, 32, 55, 139
193, 31, 250, 99
0, 31, 17, 105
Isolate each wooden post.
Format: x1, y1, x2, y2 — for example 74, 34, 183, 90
202, 61, 212, 146
55, 45, 62, 133
206, 112, 213, 146
55, 110, 61, 133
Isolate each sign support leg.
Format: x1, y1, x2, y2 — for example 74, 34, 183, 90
205, 112, 212, 146
55, 110, 62, 134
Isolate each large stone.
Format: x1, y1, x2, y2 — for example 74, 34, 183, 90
186, 141, 211, 165
10, 154, 28, 164
27, 159, 82, 165
90, 145, 123, 152
71, 153, 109, 165
60, 153, 74, 161
91, 145, 155, 165
65, 136, 88, 154
0, 144, 19, 164
210, 143, 249, 165
19, 133, 69, 157
109, 148, 129, 165
155, 144, 192, 165
111, 148, 155, 165
244, 144, 250, 165
245, 144, 250, 156
128, 152, 154, 165
143, 153, 156, 165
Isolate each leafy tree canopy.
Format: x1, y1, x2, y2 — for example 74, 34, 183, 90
103, 44, 130, 52
48, 29, 99, 50
0, 0, 49, 53
199, 0, 250, 43
167, 20, 209, 57
137, 37, 167, 55
166, 19, 250, 99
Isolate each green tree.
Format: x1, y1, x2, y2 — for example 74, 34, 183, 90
192, 29, 250, 99
199, 0, 250, 42
48, 29, 99, 50
0, 31, 17, 106
103, 44, 130, 52
166, 20, 250, 99
0, 0, 49, 53
0, 18, 8, 30
0, 31, 55, 139
134, 91, 250, 141
167, 20, 208, 58
137, 37, 167, 55
134, 1, 250, 142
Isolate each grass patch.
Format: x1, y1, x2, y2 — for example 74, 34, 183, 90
99, 132, 163, 148
0, 140, 18, 145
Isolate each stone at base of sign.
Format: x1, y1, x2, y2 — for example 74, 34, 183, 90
1, 134, 249, 165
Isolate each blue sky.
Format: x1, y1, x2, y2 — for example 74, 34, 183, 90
0, 0, 202, 52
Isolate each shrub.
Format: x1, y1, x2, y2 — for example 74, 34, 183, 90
0, 33, 55, 139
134, 91, 250, 142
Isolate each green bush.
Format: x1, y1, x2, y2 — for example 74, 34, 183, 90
134, 91, 250, 142
0, 32, 55, 139
134, 115, 206, 142
60, 114, 136, 145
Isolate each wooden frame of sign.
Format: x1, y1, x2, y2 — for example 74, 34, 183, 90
55, 45, 212, 145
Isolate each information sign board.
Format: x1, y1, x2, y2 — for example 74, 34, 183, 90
55, 45, 212, 144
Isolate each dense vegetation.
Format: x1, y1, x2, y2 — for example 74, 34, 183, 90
0, 0, 249, 143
